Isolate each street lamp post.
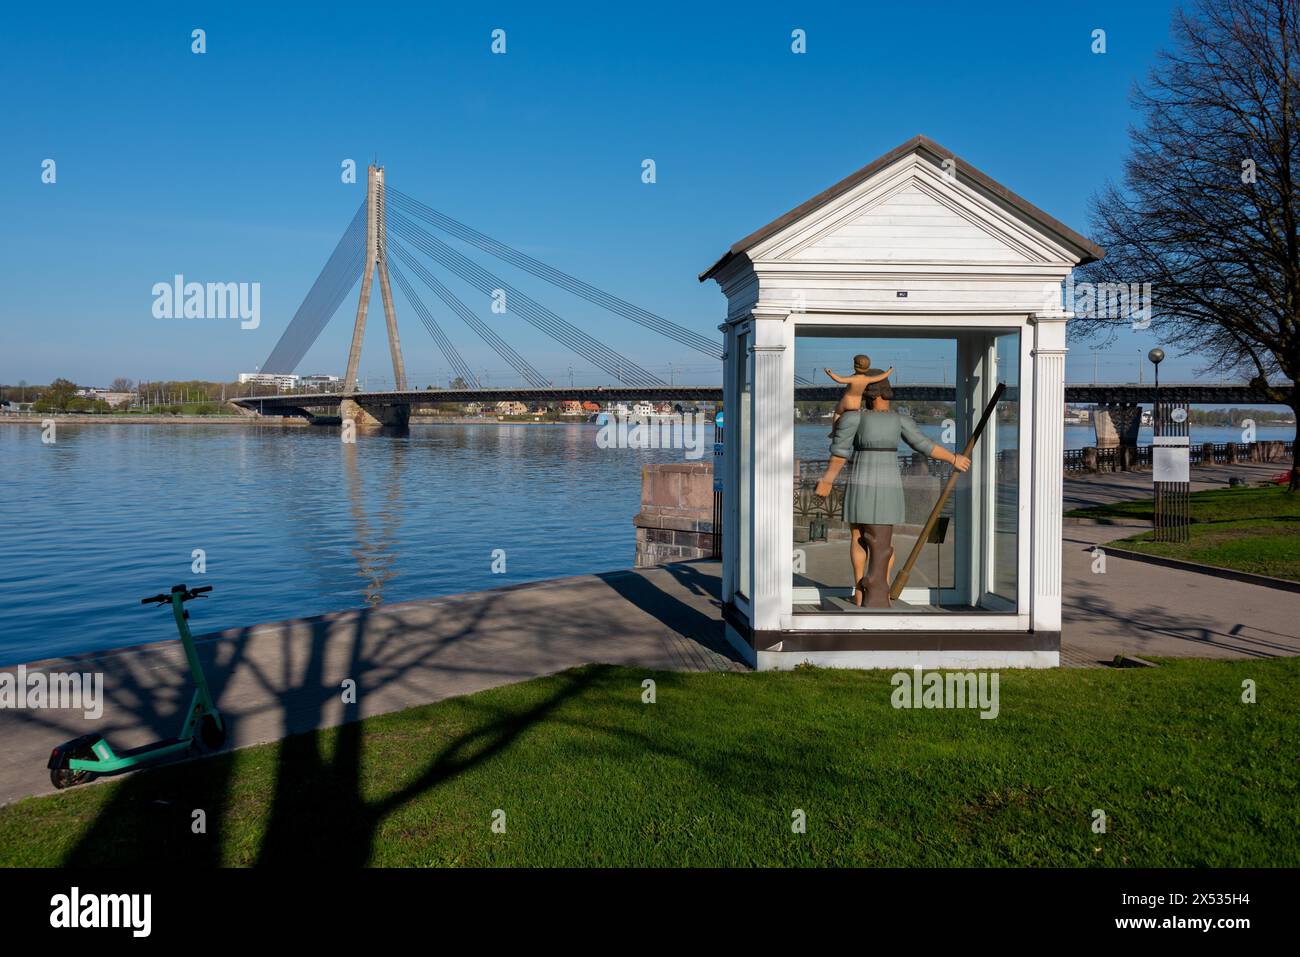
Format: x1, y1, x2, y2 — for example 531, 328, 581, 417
1148, 347, 1164, 438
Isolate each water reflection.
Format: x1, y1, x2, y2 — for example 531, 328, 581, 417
342, 435, 404, 606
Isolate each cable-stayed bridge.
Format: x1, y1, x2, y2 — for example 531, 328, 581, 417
247, 163, 748, 426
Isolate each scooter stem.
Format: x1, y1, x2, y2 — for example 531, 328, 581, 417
170, 592, 216, 717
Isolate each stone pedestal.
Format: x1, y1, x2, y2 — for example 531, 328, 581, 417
633, 462, 717, 567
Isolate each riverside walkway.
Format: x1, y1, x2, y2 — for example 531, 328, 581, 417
2, 463, 1298, 806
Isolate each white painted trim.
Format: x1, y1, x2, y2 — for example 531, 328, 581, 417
785, 614, 1026, 632
789, 312, 1032, 327
748, 322, 793, 630
720, 323, 738, 604
758, 649, 1059, 671
790, 585, 1004, 607
755, 263, 1078, 278
1030, 315, 1067, 632
1016, 327, 1034, 618
754, 155, 1079, 267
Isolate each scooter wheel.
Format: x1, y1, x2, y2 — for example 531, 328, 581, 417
200, 714, 226, 751
50, 767, 93, 790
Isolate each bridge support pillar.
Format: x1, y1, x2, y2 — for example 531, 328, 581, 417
343, 164, 407, 394
1093, 403, 1142, 452
340, 399, 410, 430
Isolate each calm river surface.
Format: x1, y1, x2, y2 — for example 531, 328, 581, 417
0, 420, 1293, 664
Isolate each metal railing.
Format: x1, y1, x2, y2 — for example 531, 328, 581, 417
1063, 440, 1293, 473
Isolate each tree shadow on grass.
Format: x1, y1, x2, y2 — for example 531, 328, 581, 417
255, 661, 605, 867
57, 596, 607, 867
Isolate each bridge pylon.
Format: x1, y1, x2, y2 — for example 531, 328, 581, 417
341, 164, 408, 427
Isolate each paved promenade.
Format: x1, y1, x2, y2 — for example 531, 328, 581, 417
1059, 462, 1300, 666
2, 463, 1296, 806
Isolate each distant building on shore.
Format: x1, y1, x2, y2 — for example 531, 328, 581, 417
238, 372, 301, 391
74, 388, 133, 408
299, 374, 341, 390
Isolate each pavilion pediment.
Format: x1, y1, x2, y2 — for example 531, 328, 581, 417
700, 136, 1102, 284
761, 156, 1068, 268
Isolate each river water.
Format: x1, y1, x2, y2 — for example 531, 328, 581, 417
0, 420, 1292, 664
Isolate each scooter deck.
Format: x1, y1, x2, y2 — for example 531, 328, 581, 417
63, 736, 193, 774
115, 738, 187, 759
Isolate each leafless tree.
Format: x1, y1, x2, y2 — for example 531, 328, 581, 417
1080, 0, 1300, 489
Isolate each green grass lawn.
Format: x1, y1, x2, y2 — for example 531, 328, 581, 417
2, 658, 1296, 867
1068, 484, 1300, 580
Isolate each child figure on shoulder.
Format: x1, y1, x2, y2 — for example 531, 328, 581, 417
825, 355, 893, 437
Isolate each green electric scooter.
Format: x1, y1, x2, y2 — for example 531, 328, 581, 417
48, 583, 227, 789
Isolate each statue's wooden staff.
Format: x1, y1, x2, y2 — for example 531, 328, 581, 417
889, 382, 1006, 601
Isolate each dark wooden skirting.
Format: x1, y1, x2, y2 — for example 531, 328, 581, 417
723, 601, 1058, 654
722, 600, 756, 646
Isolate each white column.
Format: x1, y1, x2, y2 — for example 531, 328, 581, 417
720, 322, 737, 603
748, 311, 793, 631
1030, 314, 1068, 632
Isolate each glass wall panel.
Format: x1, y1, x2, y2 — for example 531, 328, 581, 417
989, 331, 1020, 604
791, 325, 1019, 616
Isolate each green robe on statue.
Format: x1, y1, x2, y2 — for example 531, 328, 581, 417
829, 410, 935, 526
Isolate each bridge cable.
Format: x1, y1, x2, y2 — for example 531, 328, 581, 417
387, 188, 722, 359
389, 211, 663, 386
390, 239, 551, 388
260, 203, 367, 373
387, 257, 481, 388
260, 214, 365, 373
390, 186, 782, 382
260, 202, 368, 373
390, 212, 659, 386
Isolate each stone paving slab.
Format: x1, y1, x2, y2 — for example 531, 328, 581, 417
1058, 462, 1300, 664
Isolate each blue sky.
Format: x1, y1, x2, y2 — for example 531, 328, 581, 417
0, 0, 1192, 388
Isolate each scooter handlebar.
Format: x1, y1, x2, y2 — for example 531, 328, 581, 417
140, 585, 213, 605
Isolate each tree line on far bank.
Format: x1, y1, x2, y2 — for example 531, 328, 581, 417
0, 377, 260, 415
